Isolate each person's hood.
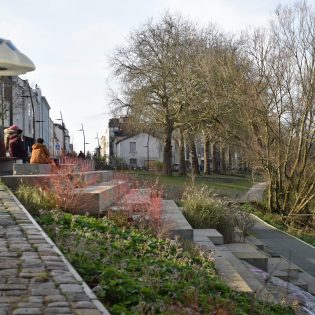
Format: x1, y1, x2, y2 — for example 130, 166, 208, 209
9, 134, 19, 140
32, 143, 45, 150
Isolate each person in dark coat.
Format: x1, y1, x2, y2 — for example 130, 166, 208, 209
77, 151, 85, 159
9, 129, 27, 161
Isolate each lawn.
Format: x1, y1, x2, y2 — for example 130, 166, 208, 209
127, 171, 254, 201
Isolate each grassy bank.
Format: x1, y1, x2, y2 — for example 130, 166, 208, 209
34, 210, 291, 315
128, 171, 253, 201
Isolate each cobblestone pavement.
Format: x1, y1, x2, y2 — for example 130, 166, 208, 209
0, 186, 110, 315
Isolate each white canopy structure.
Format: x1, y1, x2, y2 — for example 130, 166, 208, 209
0, 38, 35, 76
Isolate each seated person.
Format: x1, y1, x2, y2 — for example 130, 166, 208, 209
9, 128, 27, 162
30, 138, 51, 164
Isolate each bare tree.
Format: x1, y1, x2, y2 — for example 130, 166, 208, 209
110, 14, 199, 176
236, 2, 315, 220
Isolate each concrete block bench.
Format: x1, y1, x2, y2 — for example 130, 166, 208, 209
73, 180, 130, 216
13, 163, 52, 175
0, 157, 18, 175
163, 200, 193, 241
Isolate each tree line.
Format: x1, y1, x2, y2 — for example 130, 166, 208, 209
110, 1, 315, 222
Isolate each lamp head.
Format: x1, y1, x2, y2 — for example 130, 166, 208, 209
0, 38, 35, 76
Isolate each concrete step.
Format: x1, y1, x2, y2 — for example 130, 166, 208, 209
246, 235, 265, 250
163, 200, 193, 241
73, 180, 130, 216
0, 170, 113, 190
193, 229, 224, 245
268, 257, 309, 291
225, 243, 269, 272
214, 245, 278, 303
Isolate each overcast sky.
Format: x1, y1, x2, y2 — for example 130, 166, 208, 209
0, 0, 298, 151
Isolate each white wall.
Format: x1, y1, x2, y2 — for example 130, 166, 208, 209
116, 133, 162, 168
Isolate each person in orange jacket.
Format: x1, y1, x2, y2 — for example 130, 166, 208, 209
30, 138, 51, 164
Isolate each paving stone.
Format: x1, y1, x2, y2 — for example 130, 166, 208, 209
2, 290, 28, 296
22, 263, 45, 269
27, 297, 44, 303
38, 251, 59, 256
22, 252, 39, 257
20, 272, 46, 278
0, 297, 21, 303
0, 309, 9, 315
0, 284, 28, 290
46, 265, 68, 271
0, 269, 18, 276
60, 284, 84, 293
43, 307, 71, 314
44, 295, 66, 303
16, 303, 43, 308
30, 282, 56, 290
73, 301, 95, 309
74, 309, 101, 315
0, 303, 11, 310
28, 240, 48, 245
9, 245, 33, 251
7, 278, 29, 285
31, 288, 60, 296
64, 292, 90, 302
21, 267, 46, 273
0, 252, 18, 257
41, 256, 62, 262
0, 262, 19, 269
53, 276, 78, 285
47, 302, 70, 307
13, 308, 42, 314
44, 262, 66, 267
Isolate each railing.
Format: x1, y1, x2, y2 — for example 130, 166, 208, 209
58, 156, 95, 172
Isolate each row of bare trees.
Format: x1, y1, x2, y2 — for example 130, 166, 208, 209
110, 1, 315, 220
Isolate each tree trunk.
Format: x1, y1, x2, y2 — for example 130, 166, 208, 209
188, 134, 200, 176
163, 126, 173, 176
227, 145, 232, 171
221, 145, 226, 173
179, 129, 186, 176
204, 134, 210, 175
212, 143, 220, 173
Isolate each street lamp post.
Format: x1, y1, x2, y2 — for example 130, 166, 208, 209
95, 133, 100, 157
0, 37, 35, 157
56, 111, 66, 155
78, 123, 86, 156
20, 81, 41, 144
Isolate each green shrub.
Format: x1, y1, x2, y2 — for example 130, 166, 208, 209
94, 156, 110, 170
109, 156, 128, 170
182, 185, 254, 243
16, 184, 56, 215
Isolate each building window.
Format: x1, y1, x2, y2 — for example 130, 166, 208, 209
129, 158, 137, 167
130, 141, 136, 153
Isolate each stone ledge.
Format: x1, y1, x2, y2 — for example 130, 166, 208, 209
13, 164, 52, 175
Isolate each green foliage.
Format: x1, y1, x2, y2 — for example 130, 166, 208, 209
109, 156, 128, 170
94, 156, 110, 170
182, 185, 254, 243
34, 210, 291, 314
16, 184, 56, 215
182, 185, 234, 242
